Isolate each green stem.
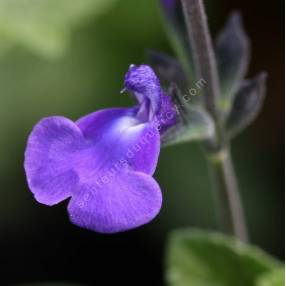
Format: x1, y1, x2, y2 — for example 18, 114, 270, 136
181, 0, 220, 120
181, 0, 248, 242
207, 149, 248, 242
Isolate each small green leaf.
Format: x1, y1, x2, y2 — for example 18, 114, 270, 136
162, 84, 214, 147
162, 106, 214, 146
226, 73, 267, 138
256, 268, 285, 286
0, 0, 118, 58
166, 229, 282, 286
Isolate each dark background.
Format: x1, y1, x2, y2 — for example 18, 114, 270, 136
0, 0, 284, 285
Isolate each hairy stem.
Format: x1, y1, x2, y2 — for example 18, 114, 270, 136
180, 0, 248, 241
207, 149, 248, 242
181, 0, 220, 119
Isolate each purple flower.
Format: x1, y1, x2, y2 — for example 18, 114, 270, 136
161, 0, 176, 10
24, 64, 176, 233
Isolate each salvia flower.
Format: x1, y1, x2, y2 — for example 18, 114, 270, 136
24, 64, 176, 233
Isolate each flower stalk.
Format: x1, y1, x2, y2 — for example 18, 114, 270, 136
180, 0, 248, 242
180, 0, 220, 119
207, 149, 248, 242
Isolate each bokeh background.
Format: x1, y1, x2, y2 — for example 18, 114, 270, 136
0, 0, 284, 285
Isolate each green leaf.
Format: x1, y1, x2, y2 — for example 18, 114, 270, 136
226, 73, 267, 138
256, 268, 285, 286
161, 84, 214, 147
0, 0, 118, 58
166, 229, 282, 286
162, 106, 214, 146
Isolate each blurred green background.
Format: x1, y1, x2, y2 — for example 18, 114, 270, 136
0, 0, 283, 285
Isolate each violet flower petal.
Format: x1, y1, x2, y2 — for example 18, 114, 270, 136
157, 92, 177, 133
68, 171, 162, 233
76, 107, 160, 175
124, 65, 161, 121
24, 117, 82, 205
161, 0, 176, 9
